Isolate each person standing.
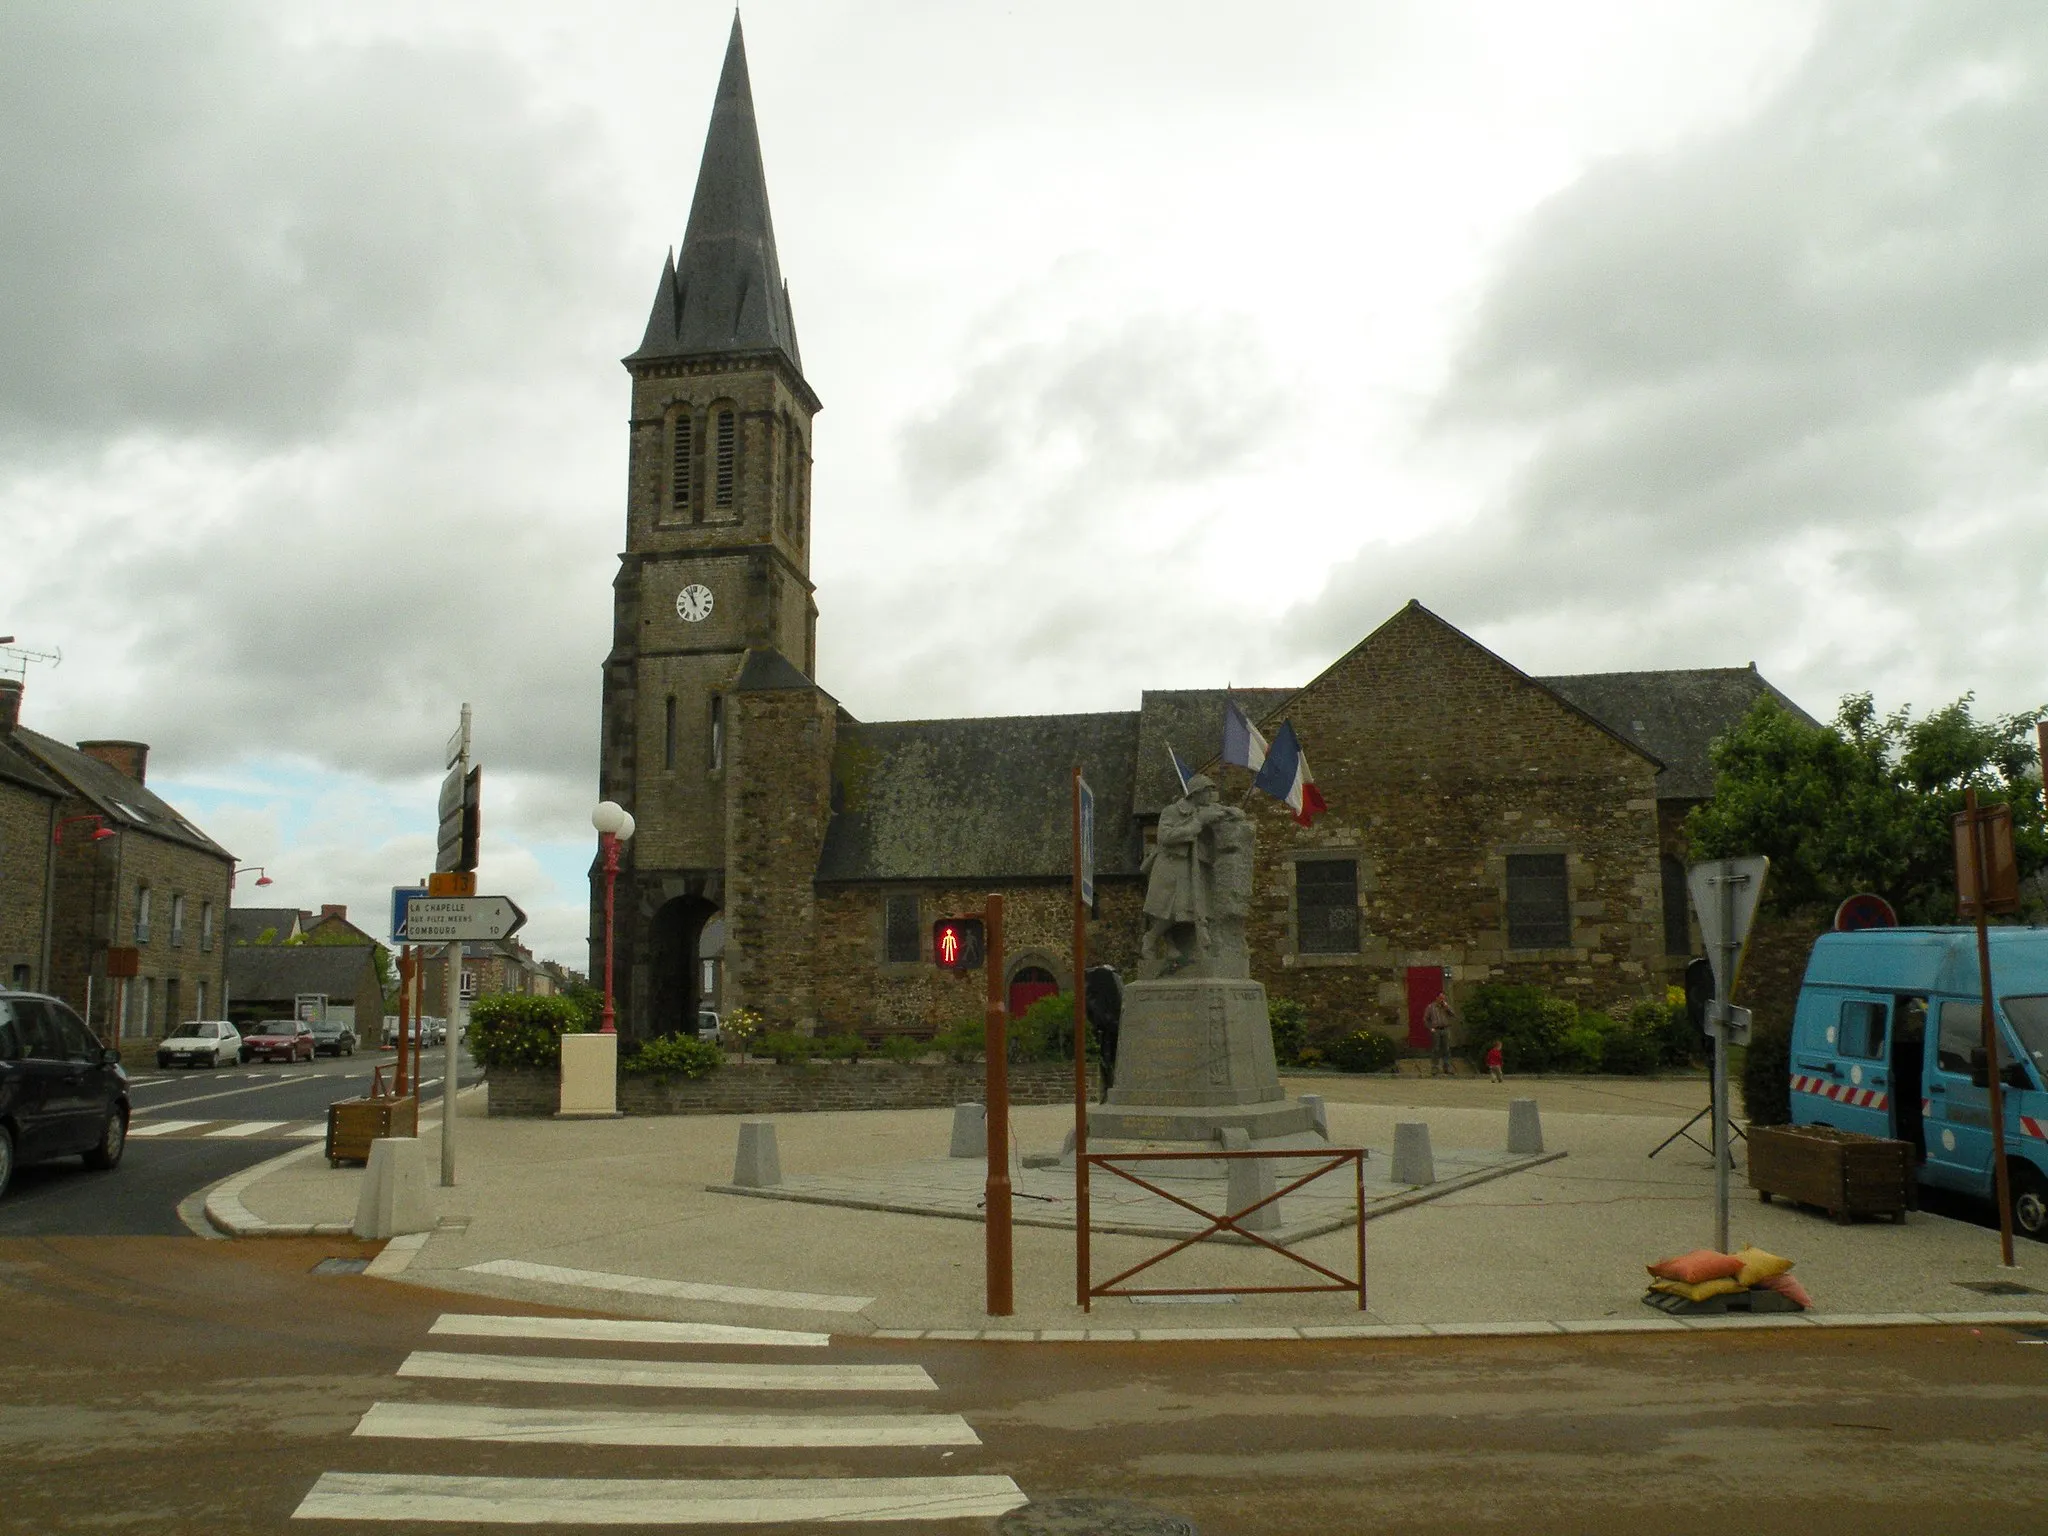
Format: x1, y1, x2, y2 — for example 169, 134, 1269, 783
1485, 1039, 1504, 1084
1424, 990, 1458, 1077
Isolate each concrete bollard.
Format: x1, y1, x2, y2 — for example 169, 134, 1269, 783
1299, 1094, 1329, 1139
949, 1102, 987, 1159
733, 1119, 782, 1188
353, 1136, 432, 1240
1507, 1098, 1544, 1154
1391, 1121, 1436, 1186
1220, 1126, 1280, 1231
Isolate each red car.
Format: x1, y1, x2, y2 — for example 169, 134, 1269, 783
242, 1019, 315, 1064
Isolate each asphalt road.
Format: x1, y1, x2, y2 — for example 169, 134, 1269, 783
0, 1049, 478, 1239
2, 1234, 2045, 1535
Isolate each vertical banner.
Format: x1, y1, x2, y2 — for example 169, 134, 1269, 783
1078, 775, 1095, 909
1072, 767, 1091, 1308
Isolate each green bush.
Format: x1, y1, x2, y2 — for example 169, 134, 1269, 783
756, 1030, 819, 1065
1464, 985, 1575, 1073
1268, 998, 1308, 1066
1626, 993, 1699, 1069
466, 993, 588, 1071
1011, 993, 1076, 1062
1743, 1014, 1792, 1126
932, 1016, 984, 1062
1597, 1025, 1662, 1076
1326, 1029, 1398, 1073
623, 1033, 723, 1078
879, 1034, 927, 1064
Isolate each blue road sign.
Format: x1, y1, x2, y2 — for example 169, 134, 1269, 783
390, 885, 426, 944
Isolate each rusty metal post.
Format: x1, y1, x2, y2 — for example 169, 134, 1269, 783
395, 947, 414, 1097
984, 893, 1012, 1315
1072, 767, 1092, 1310
1967, 788, 2018, 1267
1355, 1148, 1368, 1310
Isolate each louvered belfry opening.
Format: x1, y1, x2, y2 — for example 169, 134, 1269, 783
670, 414, 692, 517
714, 409, 737, 507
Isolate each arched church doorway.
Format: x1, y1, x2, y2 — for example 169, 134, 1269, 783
1007, 964, 1058, 1018
648, 895, 719, 1038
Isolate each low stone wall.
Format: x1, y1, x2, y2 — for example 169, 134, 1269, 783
485, 1059, 1099, 1118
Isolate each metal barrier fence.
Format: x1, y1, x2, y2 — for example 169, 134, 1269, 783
1079, 1146, 1367, 1310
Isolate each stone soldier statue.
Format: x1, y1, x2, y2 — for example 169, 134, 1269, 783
1140, 774, 1251, 977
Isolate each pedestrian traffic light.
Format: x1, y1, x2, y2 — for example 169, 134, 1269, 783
932, 917, 985, 970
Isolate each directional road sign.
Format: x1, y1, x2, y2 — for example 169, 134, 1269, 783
400, 895, 526, 944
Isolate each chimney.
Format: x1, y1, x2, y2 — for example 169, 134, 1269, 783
77, 740, 149, 783
321, 904, 347, 920
0, 679, 20, 734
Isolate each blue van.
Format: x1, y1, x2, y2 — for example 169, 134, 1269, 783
1789, 927, 2048, 1239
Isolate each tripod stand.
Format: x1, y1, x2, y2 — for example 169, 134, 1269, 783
1649, 1103, 1746, 1160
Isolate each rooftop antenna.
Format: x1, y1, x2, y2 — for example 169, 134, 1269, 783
0, 638, 60, 683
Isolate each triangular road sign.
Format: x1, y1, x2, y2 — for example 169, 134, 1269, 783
1689, 856, 1769, 1000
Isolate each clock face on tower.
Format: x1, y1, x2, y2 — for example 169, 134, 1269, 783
675, 584, 714, 623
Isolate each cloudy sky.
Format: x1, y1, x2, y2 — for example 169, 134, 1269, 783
4, 1, 2044, 968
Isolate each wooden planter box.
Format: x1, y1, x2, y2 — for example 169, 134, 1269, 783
1748, 1123, 1914, 1225
326, 1095, 418, 1167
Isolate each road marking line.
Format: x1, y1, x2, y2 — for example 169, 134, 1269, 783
396, 1350, 935, 1393
288, 1124, 328, 1139
463, 1259, 873, 1315
206, 1120, 289, 1138
292, 1472, 1027, 1524
128, 1120, 209, 1137
430, 1314, 829, 1348
354, 1401, 979, 1448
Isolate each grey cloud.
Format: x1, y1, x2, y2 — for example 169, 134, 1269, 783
1287, 1, 2048, 712
0, 3, 626, 447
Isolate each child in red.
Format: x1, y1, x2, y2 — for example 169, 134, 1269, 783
1485, 1040, 1504, 1084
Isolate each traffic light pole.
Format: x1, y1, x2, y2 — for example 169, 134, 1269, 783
1072, 766, 1091, 1310
983, 893, 1012, 1315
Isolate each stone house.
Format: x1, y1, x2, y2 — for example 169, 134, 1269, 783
0, 681, 64, 991
226, 943, 384, 1032
5, 687, 234, 1039
228, 907, 305, 946
590, 21, 1811, 1048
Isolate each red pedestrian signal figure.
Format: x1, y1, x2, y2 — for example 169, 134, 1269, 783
932, 917, 985, 970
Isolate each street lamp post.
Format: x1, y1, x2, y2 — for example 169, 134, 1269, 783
232, 865, 274, 887
590, 802, 636, 1035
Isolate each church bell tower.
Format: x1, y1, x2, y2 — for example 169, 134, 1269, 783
596, 14, 824, 1038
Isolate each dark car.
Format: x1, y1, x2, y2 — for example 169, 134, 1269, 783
242, 1019, 315, 1064
309, 1017, 356, 1057
0, 991, 130, 1200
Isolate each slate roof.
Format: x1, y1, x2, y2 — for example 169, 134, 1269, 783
1131, 688, 1297, 816
1537, 666, 1820, 801
9, 727, 232, 860
228, 908, 303, 945
0, 734, 63, 799
734, 648, 817, 693
227, 943, 379, 1004
817, 713, 1145, 884
627, 16, 804, 378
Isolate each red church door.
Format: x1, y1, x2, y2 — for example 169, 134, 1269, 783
1008, 966, 1059, 1017
1405, 966, 1449, 1049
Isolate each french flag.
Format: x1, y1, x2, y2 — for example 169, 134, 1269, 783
1252, 721, 1327, 826
1221, 696, 1268, 772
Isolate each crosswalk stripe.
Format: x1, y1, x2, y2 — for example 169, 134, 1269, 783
397, 1350, 936, 1394
429, 1314, 828, 1348
354, 1401, 980, 1448
206, 1120, 288, 1138
291, 1471, 1028, 1524
289, 1125, 329, 1139
464, 1259, 873, 1315
127, 1120, 206, 1137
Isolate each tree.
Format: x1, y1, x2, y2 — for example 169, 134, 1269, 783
1687, 693, 2047, 922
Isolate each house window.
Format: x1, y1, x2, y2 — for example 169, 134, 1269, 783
165, 977, 181, 1026
714, 408, 737, 507
709, 695, 724, 771
664, 695, 678, 771
195, 979, 207, 1018
1295, 859, 1359, 954
1506, 854, 1571, 949
200, 902, 214, 952
1661, 855, 1690, 956
134, 885, 152, 944
170, 894, 187, 948
670, 412, 693, 517
460, 969, 479, 1000
884, 895, 921, 963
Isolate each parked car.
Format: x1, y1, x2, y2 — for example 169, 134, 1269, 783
156, 1021, 242, 1069
310, 1017, 356, 1057
1790, 926, 2048, 1239
0, 991, 129, 1200
242, 1019, 316, 1064
696, 1009, 722, 1043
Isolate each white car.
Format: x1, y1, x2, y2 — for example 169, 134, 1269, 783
157, 1021, 243, 1069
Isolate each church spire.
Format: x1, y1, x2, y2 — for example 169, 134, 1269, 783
630, 14, 801, 370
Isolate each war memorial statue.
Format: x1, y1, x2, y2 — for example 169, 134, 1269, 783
1090, 776, 1322, 1145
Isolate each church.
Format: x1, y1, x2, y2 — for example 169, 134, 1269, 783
592, 19, 1813, 1051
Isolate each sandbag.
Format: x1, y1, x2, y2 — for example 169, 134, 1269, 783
1646, 1249, 1745, 1285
